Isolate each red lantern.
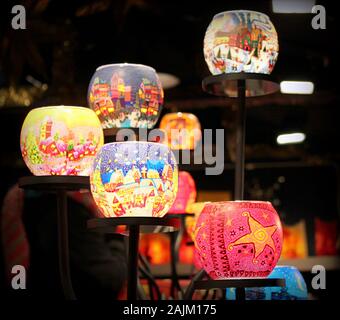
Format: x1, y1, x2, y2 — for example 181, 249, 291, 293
194, 201, 283, 280
315, 218, 338, 256
168, 171, 197, 214
281, 220, 308, 259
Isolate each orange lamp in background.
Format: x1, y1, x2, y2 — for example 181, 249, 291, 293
281, 220, 308, 259
160, 112, 201, 150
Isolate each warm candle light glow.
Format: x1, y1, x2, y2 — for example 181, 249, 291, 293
88, 63, 164, 129
90, 141, 178, 218
20, 106, 104, 176
194, 201, 283, 279
204, 11, 279, 75
160, 112, 201, 150
168, 171, 197, 214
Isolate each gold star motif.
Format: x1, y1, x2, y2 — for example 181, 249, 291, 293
228, 212, 277, 263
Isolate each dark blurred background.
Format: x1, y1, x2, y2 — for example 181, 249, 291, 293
0, 0, 339, 299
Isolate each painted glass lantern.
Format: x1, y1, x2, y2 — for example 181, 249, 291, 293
168, 171, 197, 214
20, 106, 104, 176
194, 201, 283, 279
226, 265, 308, 300
90, 141, 178, 217
204, 10, 279, 75
160, 112, 201, 150
186, 201, 210, 271
185, 202, 210, 240
87, 63, 164, 129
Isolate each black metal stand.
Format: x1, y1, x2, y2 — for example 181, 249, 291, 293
88, 216, 177, 300
186, 73, 281, 300
202, 72, 279, 98
235, 79, 246, 200
202, 73, 279, 201
18, 175, 90, 300
139, 253, 163, 300
128, 224, 140, 300
139, 213, 194, 300
166, 213, 195, 298
104, 128, 144, 143
103, 128, 164, 144
184, 270, 285, 300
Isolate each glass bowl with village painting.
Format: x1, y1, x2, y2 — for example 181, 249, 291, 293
204, 10, 279, 75
20, 106, 104, 176
90, 141, 178, 217
194, 201, 283, 279
87, 63, 164, 129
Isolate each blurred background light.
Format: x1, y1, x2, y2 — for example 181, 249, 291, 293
277, 132, 306, 145
272, 0, 316, 13
157, 72, 180, 89
280, 81, 314, 94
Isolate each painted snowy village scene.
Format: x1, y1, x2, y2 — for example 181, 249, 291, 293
20, 108, 103, 176
88, 65, 164, 129
204, 11, 279, 75
91, 143, 178, 218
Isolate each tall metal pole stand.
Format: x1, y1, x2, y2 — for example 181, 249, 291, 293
57, 190, 76, 300
235, 79, 246, 200
18, 176, 90, 301
127, 224, 140, 300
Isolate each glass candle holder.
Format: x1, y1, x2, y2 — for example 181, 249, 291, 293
88, 63, 164, 129
204, 10, 279, 75
90, 141, 178, 217
20, 106, 104, 176
160, 112, 201, 150
226, 265, 308, 300
186, 201, 210, 270
194, 201, 283, 279
185, 202, 210, 240
168, 171, 197, 214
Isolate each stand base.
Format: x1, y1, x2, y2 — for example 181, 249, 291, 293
184, 270, 285, 300
87, 217, 179, 300
18, 176, 87, 300
18, 175, 90, 191
202, 73, 279, 97
87, 217, 177, 235
164, 213, 195, 298
104, 128, 164, 144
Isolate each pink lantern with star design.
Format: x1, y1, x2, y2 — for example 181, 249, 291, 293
194, 201, 283, 280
